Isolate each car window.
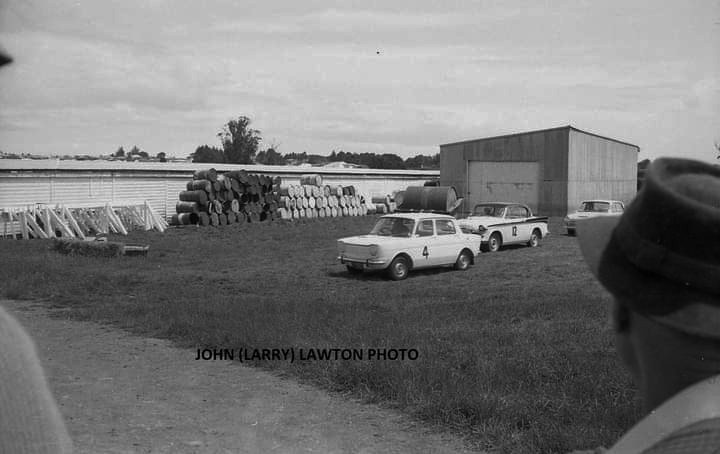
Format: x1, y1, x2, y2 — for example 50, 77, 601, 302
436, 219, 456, 235
417, 219, 434, 237
612, 202, 624, 213
370, 217, 415, 237
472, 204, 504, 217
507, 206, 528, 218
580, 202, 610, 212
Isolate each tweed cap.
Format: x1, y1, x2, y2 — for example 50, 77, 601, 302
578, 157, 720, 339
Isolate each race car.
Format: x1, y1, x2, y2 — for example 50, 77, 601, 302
563, 200, 625, 235
456, 202, 549, 252
337, 213, 483, 280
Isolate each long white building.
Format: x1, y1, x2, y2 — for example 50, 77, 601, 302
0, 160, 439, 220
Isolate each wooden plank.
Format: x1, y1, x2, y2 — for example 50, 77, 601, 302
43, 208, 53, 237
25, 212, 49, 239
105, 204, 128, 235
48, 208, 75, 238
62, 206, 86, 240
18, 211, 29, 239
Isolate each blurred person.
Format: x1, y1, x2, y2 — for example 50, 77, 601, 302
578, 157, 720, 453
0, 306, 74, 453
0, 48, 73, 453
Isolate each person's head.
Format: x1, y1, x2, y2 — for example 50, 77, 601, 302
578, 158, 720, 412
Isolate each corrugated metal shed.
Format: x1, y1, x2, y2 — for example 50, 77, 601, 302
0, 160, 439, 220
440, 125, 639, 216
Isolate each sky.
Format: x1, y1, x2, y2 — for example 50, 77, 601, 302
0, 0, 718, 162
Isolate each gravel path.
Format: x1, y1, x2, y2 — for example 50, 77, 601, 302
4, 300, 480, 454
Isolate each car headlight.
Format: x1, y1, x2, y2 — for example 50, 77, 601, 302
477, 225, 487, 234
369, 245, 379, 256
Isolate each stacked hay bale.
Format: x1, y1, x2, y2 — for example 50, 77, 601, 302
171, 168, 282, 226
276, 174, 371, 220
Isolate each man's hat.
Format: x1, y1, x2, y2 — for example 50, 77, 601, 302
578, 158, 720, 339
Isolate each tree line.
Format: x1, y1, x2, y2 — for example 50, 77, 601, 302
190, 116, 439, 170
111, 145, 166, 162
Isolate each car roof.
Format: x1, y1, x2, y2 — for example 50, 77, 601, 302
472, 202, 527, 208
580, 199, 623, 204
380, 212, 455, 220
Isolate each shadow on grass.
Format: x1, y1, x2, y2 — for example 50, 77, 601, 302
327, 265, 462, 281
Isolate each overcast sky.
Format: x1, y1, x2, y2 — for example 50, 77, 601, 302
0, 0, 718, 162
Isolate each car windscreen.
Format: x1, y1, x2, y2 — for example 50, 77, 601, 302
472, 204, 505, 217
370, 217, 415, 237
580, 202, 610, 212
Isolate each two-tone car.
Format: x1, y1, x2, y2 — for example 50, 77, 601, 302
563, 199, 625, 235
337, 213, 483, 280
456, 202, 549, 252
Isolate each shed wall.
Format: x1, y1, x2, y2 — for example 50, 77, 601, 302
440, 128, 569, 216
567, 130, 638, 213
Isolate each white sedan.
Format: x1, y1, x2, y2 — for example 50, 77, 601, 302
563, 200, 625, 235
456, 202, 549, 252
337, 213, 483, 280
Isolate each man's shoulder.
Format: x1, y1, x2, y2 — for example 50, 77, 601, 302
641, 417, 720, 454
608, 375, 720, 454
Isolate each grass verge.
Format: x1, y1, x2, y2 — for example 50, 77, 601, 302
0, 217, 640, 453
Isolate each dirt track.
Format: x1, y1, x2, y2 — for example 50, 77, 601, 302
4, 300, 479, 454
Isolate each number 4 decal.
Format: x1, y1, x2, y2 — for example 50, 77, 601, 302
422, 246, 429, 258
512, 226, 518, 236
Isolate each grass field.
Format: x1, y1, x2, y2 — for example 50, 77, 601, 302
0, 216, 641, 453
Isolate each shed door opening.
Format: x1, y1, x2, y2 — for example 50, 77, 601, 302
467, 161, 539, 212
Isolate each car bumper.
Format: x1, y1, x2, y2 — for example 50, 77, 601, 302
338, 256, 388, 270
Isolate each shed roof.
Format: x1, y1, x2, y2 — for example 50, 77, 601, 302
439, 125, 640, 150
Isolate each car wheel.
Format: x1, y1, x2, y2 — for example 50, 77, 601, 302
454, 250, 472, 270
387, 256, 409, 280
346, 264, 363, 274
567, 228, 576, 236
528, 229, 541, 247
487, 233, 501, 252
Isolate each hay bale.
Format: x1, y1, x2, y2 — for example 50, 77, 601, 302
51, 238, 124, 258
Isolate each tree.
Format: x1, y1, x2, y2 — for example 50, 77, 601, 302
113, 146, 125, 158
637, 159, 651, 190
156, 152, 167, 162
405, 154, 440, 170
255, 147, 286, 165
192, 145, 225, 163
127, 146, 149, 160
217, 116, 261, 164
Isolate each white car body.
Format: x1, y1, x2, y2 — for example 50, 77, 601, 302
456, 202, 549, 252
564, 200, 625, 235
337, 213, 483, 280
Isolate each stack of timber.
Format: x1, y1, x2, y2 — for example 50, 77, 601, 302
171, 168, 282, 226
276, 174, 371, 220
0, 201, 167, 240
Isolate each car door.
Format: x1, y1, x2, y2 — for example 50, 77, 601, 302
433, 218, 462, 265
506, 205, 531, 244
411, 218, 436, 268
